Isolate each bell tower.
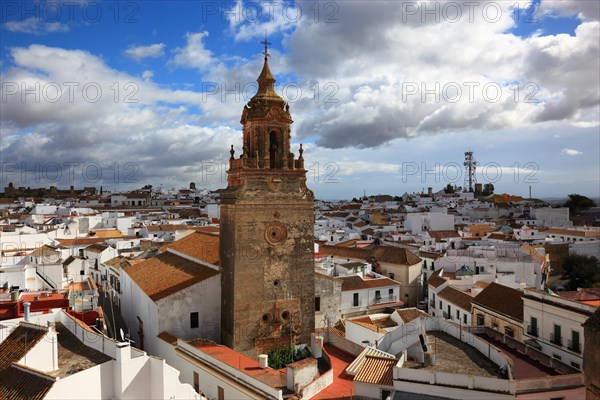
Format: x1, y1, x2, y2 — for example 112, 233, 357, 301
220, 41, 315, 357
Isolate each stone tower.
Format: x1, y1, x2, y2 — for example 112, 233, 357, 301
220, 46, 315, 357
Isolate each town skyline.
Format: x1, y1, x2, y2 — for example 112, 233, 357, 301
1, 1, 599, 200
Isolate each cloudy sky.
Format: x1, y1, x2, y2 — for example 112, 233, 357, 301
1, 0, 599, 200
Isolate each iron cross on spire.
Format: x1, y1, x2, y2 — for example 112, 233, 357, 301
260, 36, 271, 62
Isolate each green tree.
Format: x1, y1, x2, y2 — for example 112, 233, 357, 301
564, 194, 596, 214
482, 183, 494, 196
444, 183, 455, 194
563, 254, 600, 290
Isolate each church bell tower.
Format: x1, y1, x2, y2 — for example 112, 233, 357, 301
220, 41, 315, 356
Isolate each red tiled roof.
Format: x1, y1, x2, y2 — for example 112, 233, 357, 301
157, 331, 178, 345
395, 308, 428, 323
473, 283, 523, 322
339, 275, 399, 292
190, 340, 287, 389
0, 364, 55, 400
427, 270, 447, 289
438, 286, 473, 311
85, 243, 109, 253
124, 252, 219, 302
165, 231, 219, 266
428, 230, 460, 239
353, 355, 396, 386
0, 324, 47, 371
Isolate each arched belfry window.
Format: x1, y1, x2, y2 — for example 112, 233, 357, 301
269, 131, 280, 168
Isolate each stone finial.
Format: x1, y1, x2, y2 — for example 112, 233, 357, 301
298, 144, 304, 159
230, 145, 235, 160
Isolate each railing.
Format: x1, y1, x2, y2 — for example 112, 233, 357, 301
370, 295, 397, 305
550, 333, 563, 346
526, 324, 538, 337
567, 339, 580, 353
36, 269, 57, 289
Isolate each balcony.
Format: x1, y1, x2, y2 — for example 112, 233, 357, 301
567, 339, 581, 353
550, 333, 563, 346
370, 295, 397, 305
526, 325, 538, 337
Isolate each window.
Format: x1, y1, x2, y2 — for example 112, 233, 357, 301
456, 309, 460, 319
193, 371, 199, 393
553, 354, 562, 361
353, 293, 359, 307
190, 312, 199, 329
529, 317, 538, 337
463, 314, 467, 324
447, 305, 451, 319
476, 314, 484, 326
389, 273, 395, 280
552, 324, 562, 346
504, 327, 514, 338
375, 290, 381, 300
315, 296, 321, 312
79, 249, 84, 257
570, 362, 580, 370
218, 386, 224, 400
570, 331, 580, 353
389, 288, 394, 297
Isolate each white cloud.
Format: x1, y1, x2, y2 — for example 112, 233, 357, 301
171, 32, 214, 70
4, 17, 69, 35
142, 70, 154, 81
124, 43, 165, 61
561, 148, 583, 156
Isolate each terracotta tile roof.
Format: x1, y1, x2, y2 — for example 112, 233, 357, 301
94, 229, 122, 238
348, 316, 388, 334
0, 364, 56, 400
353, 355, 397, 386
559, 288, 600, 302
190, 340, 287, 389
0, 323, 47, 371
85, 243, 109, 253
146, 224, 193, 232
395, 308, 429, 323
346, 347, 395, 375
545, 228, 600, 238
157, 331, 178, 345
320, 244, 421, 266
428, 230, 461, 240
438, 286, 473, 311
165, 231, 220, 266
124, 251, 219, 302
28, 245, 60, 258
473, 283, 523, 322
427, 270, 447, 289
339, 275, 399, 292
104, 256, 133, 270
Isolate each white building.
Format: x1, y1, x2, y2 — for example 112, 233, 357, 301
522, 288, 598, 371
120, 232, 221, 355
0, 310, 199, 399
404, 212, 454, 234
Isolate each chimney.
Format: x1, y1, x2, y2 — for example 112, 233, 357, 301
258, 354, 268, 369
23, 302, 31, 322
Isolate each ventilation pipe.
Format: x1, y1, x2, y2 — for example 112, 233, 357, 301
24, 302, 31, 322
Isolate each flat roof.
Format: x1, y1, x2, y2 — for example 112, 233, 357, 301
50, 322, 112, 378
407, 331, 503, 378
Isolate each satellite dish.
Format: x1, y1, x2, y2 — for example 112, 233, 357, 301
120, 328, 125, 342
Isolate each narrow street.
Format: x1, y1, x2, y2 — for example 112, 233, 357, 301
99, 289, 130, 343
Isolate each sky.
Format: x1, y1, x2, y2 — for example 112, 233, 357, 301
0, 0, 599, 200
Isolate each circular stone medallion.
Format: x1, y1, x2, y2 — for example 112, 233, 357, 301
264, 221, 287, 246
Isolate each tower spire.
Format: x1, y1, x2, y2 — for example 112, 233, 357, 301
260, 34, 271, 62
